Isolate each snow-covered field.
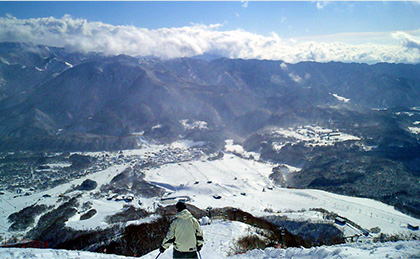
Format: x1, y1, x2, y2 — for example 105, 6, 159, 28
1, 140, 420, 258
269, 125, 360, 150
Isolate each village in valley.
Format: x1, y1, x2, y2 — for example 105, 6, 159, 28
0, 141, 206, 197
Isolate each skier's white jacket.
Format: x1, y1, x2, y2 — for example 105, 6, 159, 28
162, 209, 204, 252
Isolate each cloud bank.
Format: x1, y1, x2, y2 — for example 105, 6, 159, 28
392, 31, 420, 51
1, 15, 420, 64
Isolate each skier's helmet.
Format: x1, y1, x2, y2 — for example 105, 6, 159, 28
176, 201, 187, 212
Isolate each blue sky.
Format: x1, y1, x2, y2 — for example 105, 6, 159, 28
0, 1, 420, 64
1, 1, 419, 38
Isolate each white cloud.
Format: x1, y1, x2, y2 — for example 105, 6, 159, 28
392, 31, 420, 51
0, 15, 419, 64
241, 1, 249, 8
316, 1, 331, 10
280, 17, 287, 23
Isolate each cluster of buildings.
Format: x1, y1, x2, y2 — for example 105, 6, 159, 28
0, 144, 207, 196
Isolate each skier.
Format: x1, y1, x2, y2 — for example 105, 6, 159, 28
160, 201, 204, 259
200, 216, 211, 225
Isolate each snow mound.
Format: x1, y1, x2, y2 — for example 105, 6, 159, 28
232, 240, 420, 259
0, 247, 131, 259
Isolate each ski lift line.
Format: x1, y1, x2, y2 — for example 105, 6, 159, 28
187, 163, 210, 181
210, 162, 256, 191
0, 226, 8, 232
0, 214, 9, 227
0, 196, 17, 209
0, 204, 7, 213
206, 161, 237, 181
217, 158, 269, 188
0, 224, 9, 231
0, 223, 9, 231
236, 158, 271, 186
178, 163, 198, 182
211, 160, 259, 191
210, 161, 235, 177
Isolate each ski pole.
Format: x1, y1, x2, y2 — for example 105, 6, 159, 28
155, 252, 161, 259
198, 251, 203, 259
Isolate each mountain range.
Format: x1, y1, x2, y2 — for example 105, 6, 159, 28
1, 42, 420, 152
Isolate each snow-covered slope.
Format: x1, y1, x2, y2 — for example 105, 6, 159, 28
143, 152, 420, 236
139, 220, 420, 259
1, 220, 420, 259
1, 141, 420, 258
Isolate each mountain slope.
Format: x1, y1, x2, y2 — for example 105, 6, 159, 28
2, 42, 420, 152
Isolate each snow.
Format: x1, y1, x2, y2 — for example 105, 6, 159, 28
1, 222, 419, 259
0, 143, 203, 236
131, 131, 145, 136
224, 139, 245, 153
230, 240, 420, 259
152, 124, 162, 130
6, 221, 416, 259
1, 142, 420, 259
2, 143, 419, 240
408, 127, 420, 134
0, 163, 131, 237
64, 61, 73, 68
0, 78, 6, 88
0, 57, 10, 65
170, 140, 206, 149
225, 140, 260, 160
0, 248, 132, 259
180, 119, 208, 130
272, 141, 291, 151
66, 199, 126, 230
35, 162, 71, 172
45, 162, 71, 168
143, 152, 420, 236
280, 62, 288, 70
269, 125, 360, 149
140, 220, 255, 259
332, 93, 350, 103
289, 72, 303, 83
395, 111, 415, 116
